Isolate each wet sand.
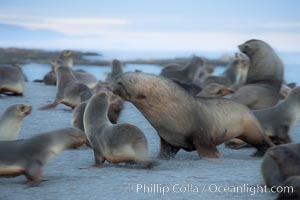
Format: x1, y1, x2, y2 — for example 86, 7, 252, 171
0, 82, 299, 200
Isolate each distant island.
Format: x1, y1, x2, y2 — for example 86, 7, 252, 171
0, 48, 231, 67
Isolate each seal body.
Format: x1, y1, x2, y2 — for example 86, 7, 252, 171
0, 66, 25, 96
261, 143, 300, 187
232, 39, 283, 109
0, 127, 86, 184
83, 92, 150, 167
113, 72, 273, 159
0, 104, 32, 140
39, 66, 92, 110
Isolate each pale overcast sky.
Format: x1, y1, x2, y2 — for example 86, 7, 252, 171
0, 0, 300, 52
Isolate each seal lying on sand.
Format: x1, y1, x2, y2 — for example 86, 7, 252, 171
202, 53, 249, 89
83, 92, 151, 167
0, 66, 26, 96
261, 143, 300, 187
0, 127, 86, 185
231, 39, 283, 109
0, 104, 32, 140
226, 86, 300, 149
160, 56, 204, 84
39, 66, 92, 110
113, 72, 273, 160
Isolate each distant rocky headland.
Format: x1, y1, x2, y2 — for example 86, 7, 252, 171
0, 48, 231, 67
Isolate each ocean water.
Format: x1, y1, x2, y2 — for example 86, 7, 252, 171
1, 51, 300, 200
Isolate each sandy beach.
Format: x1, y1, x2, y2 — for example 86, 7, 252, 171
1, 81, 299, 200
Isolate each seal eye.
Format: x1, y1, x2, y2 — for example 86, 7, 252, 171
20, 105, 25, 111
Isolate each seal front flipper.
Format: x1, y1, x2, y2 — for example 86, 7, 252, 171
157, 137, 180, 159
93, 149, 105, 168
192, 139, 220, 160
38, 102, 59, 110
24, 160, 43, 186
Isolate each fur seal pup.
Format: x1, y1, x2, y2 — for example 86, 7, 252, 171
160, 56, 204, 84
231, 39, 284, 109
0, 66, 26, 96
0, 104, 32, 140
196, 83, 234, 98
202, 53, 249, 89
0, 127, 86, 185
83, 92, 151, 167
261, 143, 300, 187
105, 59, 123, 82
112, 72, 274, 160
39, 66, 92, 110
226, 86, 300, 149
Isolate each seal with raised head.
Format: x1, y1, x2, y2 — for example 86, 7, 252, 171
261, 143, 300, 187
113, 72, 274, 160
0, 127, 86, 185
231, 39, 284, 109
83, 92, 151, 167
0, 66, 26, 96
160, 56, 205, 84
196, 83, 234, 98
202, 53, 249, 90
0, 104, 32, 140
39, 66, 92, 110
105, 59, 123, 82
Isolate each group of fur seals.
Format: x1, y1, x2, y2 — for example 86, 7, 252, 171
0, 104, 32, 140
231, 39, 284, 109
226, 86, 300, 149
83, 92, 151, 167
0, 66, 26, 96
261, 144, 300, 199
202, 53, 249, 90
39, 66, 92, 110
0, 127, 86, 185
112, 72, 274, 160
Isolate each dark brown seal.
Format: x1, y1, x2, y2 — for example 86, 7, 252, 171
231, 39, 284, 109
83, 92, 151, 167
112, 72, 274, 160
0, 127, 86, 185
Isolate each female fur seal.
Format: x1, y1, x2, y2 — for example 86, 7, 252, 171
231, 39, 283, 109
0, 66, 26, 96
39, 66, 92, 110
261, 143, 300, 187
0, 104, 32, 140
226, 86, 300, 149
112, 72, 273, 160
0, 127, 86, 185
83, 92, 151, 167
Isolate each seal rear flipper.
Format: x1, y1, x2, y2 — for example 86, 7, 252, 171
194, 143, 220, 161
38, 102, 59, 110
157, 137, 180, 159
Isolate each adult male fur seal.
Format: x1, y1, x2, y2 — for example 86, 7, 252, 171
0, 66, 26, 96
261, 143, 300, 187
83, 92, 151, 167
231, 39, 284, 109
0, 127, 86, 185
39, 66, 92, 110
112, 72, 274, 160
0, 104, 32, 140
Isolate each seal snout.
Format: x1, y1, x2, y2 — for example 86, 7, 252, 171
23, 105, 32, 115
